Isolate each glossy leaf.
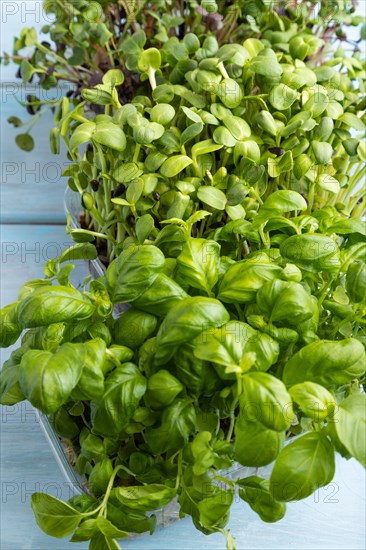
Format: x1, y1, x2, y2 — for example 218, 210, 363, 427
31, 493, 83, 537
18, 286, 95, 328
270, 432, 335, 501
283, 338, 365, 387
238, 476, 286, 523
176, 238, 220, 294
334, 393, 366, 467
92, 362, 146, 436
19, 343, 85, 413
116, 483, 176, 512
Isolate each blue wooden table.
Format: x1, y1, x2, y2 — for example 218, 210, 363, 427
1, 5, 365, 549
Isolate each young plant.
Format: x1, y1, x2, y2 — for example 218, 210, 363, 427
55, 26, 365, 261
3, 0, 364, 149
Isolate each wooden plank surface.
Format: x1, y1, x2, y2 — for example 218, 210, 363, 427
1, 225, 365, 550
1, 93, 68, 224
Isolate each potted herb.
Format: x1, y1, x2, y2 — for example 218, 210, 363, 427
1, 195, 365, 549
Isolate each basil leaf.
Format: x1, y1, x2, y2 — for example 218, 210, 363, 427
176, 238, 220, 294
132, 273, 188, 316
19, 343, 85, 413
280, 234, 341, 273
270, 432, 335, 501
89, 532, 121, 550
145, 399, 196, 454
106, 245, 165, 303
154, 296, 230, 364
92, 362, 146, 436
218, 261, 282, 303
242, 372, 293, 431
238, 476, 286, 523
283, 338, 365, 387
289, 382, 336, 422
96, 516, 128, 539
70, 519, 98, 542
31, 493, 83, 537
0, 302, 22, 347
18, 286, 95, 328
115, 484, 176, 511
113, 308, 157, 349
0, 362, 25, 405
71, 338, 106, 401
198, 489, 234, 528
235, 405, 285, 467
334, 393, 366, 467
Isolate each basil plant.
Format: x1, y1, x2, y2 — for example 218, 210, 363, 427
1, 205, 365, 549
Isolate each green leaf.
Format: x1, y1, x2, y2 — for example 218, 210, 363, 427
102, 69, 124, 87
112, 162, 143, 183
70, 519, 98, 542
218, 261, 282, 304
191, 139, 223, 162
145, 399, 196, 454
82, 87, 113, 105
267, 151, 294, 178
18, 285, 95, 327
19, 343, 85, 413
92, 363, 146, 436
154, 296, 229, 365
311, 141, 333, 164
146, 370, 183, 409
269, 84, 298, 110
93, 122, 127, 151
113, 307, 157, 349
334, 393, 366, 467
15, 133, 34, 152
176, 238, 220, 294
260, 190, 306, 213
242, 372, 293, 431
150, 103, 175, 125
280, 234, 341, 273
257, 111, 277, 136
69, 122, 96, 149
96, 517, 128, 539
106, 245, 165, 303
270, 432, 335, 501
0, 363, 25, 406
194, 322, 243, 370
289, 382, 336, 422
235, 407, 285, 467
181, 122, 204, 145
136, 214, 154, 244
116, 484, 176, 511
31, 493, 83, 537
250, 48, 282, 77
339, 113, 365, 131
89, 532, 121, 550
316, 174, 340, 193
197, 186, 227, 210
138, 48, 161, 72
283, 338, 365, 387
160, 155, 193, 177
238, 476, 286, 523
0, 302, 22, 347
71, 339, 106, 401
198, 490, 234, 528
58, 243, 97, 264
